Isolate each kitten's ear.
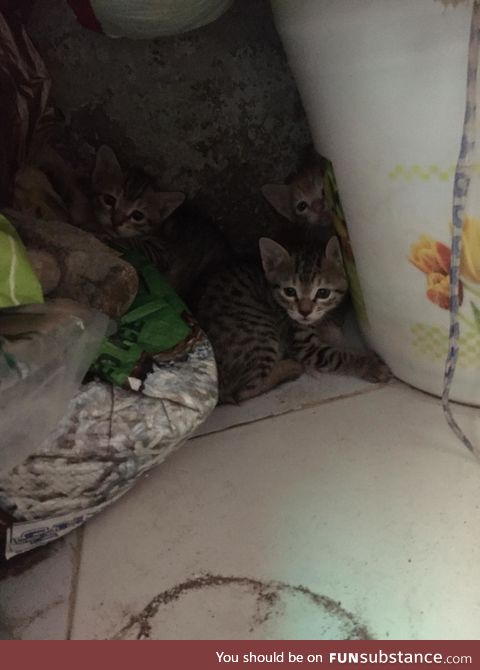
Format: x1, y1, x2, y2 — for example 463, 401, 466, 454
150, 191, 186, 222
261, 184, 293, 221
259, 237, 292, 280
325, 236, 343, 266
93, 145, 123, 186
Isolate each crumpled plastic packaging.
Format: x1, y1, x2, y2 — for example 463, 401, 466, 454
0, 299, 109, 473
0, 213, 44, 308
0, 334, 218, 558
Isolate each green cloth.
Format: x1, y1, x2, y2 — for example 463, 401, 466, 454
91, 248, 191, 387
0, 214, 44, 308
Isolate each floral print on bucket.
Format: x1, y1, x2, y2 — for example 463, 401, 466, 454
409, 218, 480, 367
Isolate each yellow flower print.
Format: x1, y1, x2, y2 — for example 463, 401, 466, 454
409, 235, 451, 275
460, 216, 480, 284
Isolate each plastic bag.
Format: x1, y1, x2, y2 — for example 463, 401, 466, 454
0, 213, 43, 308
0, 299, 109, 472
91, 249, 191, 388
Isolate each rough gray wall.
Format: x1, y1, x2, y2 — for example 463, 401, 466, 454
27, 0, 311, 248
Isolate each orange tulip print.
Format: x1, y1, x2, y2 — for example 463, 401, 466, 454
409, 234, 462, 310
409, 235, 451, 275
426, 272, 464, 310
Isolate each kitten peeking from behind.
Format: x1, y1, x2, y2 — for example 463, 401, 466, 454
262, 146, 348, 345
92, 144, 185, 239
91, 145, 230, 299
195, 235, 390, 405
262, 147, 333, 236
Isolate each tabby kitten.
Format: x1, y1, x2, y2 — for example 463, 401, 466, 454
92, 145, 229, 298
262, 148, 333, 232
263, 149, 347, 344
195, 236, 390, 404
92, 145, 185, 239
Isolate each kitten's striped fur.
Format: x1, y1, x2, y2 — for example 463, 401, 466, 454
196, 236, 390, 404
262, 148, 349, 346
92, 145, 185, 239
262, 147, 333, 232
91, 145, 229, 298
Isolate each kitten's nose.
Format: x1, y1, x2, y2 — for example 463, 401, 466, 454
312, 198, 325, 214
112, 211, 126, 228
298, 299, 312, 317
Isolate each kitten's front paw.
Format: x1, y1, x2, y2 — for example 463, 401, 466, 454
360, 355, 392, 384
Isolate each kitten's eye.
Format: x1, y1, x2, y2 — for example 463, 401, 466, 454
130, 210, 145, 222
296, 201, 308, 212
284, 287, 297, 298
315, 288, 331, 300
102, 194, 116, 208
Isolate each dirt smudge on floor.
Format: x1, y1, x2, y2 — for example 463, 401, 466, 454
114, 573, 372, 640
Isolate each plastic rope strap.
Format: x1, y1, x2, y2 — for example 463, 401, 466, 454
442, 0, 480, 457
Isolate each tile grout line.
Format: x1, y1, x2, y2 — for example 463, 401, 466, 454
65, 526, 84, 640
192, 381, 397, 440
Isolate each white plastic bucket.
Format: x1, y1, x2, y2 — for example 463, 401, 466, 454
271, 0, 480, 405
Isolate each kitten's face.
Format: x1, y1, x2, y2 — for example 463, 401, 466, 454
289, 164, 327, 225
261, 151, 328, 226
259, 237, 347, 325
92, 145, 185, 238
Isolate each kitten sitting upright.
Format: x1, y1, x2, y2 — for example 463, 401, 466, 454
195, 235, 390, 404
91, 145, 230, 299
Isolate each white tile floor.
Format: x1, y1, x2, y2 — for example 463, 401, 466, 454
2, 374, 480, 640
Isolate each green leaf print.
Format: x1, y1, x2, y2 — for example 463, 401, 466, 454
470, 301, 480, 334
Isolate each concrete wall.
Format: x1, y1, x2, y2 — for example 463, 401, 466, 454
28, 0, 311, 248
